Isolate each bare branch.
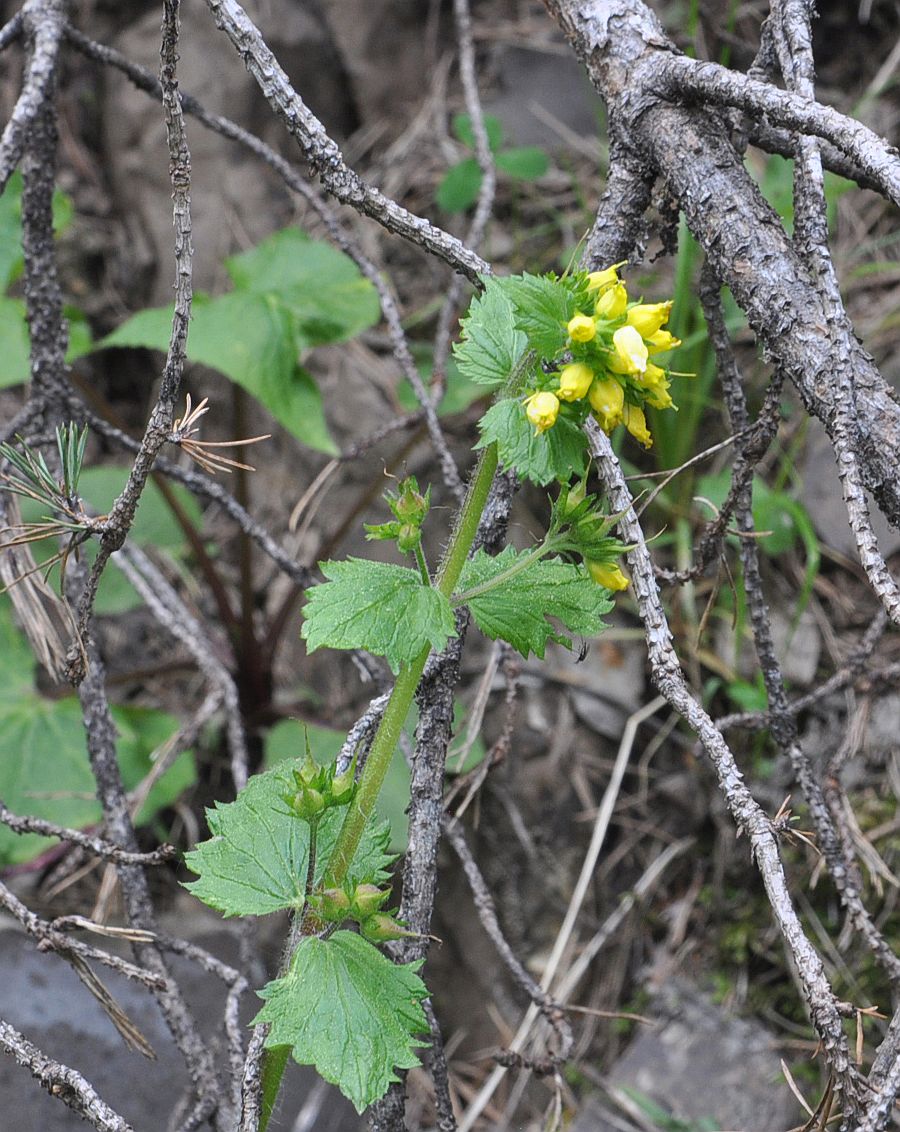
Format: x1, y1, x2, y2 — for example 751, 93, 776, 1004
202, 0, 488, 283
0, 0, 64, 195
0, 1018, 134, 1132
585, 416, 856, 1097
0, 800, 178, 865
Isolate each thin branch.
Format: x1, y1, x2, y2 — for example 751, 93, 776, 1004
585, 417, 856, 1097
0, 801, 178, 865
0, 1018, 134, 1132
67, 0, 195, 676
0, 0, 65, 195
657, 53, 900, 209
202, 0, 488, 282
0, 10, 23, 50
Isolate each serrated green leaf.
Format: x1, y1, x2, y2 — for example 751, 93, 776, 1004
495, 146, 549, 181
301, 559, 456, 674
0, 600, 195, 865
457, 546, 613, 658
453, 278, 526, 388
437, 158, 482, 213
452, 112, 503, 152
502, 272, 575, 357
254, 930, 428, 1113
477, 397, 587, 486
183, 760, 394, 917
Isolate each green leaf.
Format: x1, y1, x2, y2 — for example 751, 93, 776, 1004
183, 760, 394, 917
495, 146, 549, 181
477, 397, 588, 486
95, 227, 382, 453
0, 601, 195, 865
437, 158, 482, 213
453, 277, 527, 389
224, 228, 380, 346
0, 172, 73, 293
254, 930, 428, 1113
301, 559, 456, 674
99, 293, 337, 454
0, 297, 30, 387
452, 112, 503, 152
457, 546, 612, 658
502, 272, 576, 357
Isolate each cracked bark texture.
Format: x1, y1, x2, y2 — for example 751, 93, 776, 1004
544, 0, 900, 530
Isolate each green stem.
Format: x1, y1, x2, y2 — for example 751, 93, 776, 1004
413, 541, 431, 586
452, 538, 556, 605
322, 440, 499, 890
260, 444, 499, 1124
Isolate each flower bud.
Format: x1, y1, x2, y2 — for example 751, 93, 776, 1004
585, 265, 620, 293
626, 301, 673, 338
351, 884, 389, 920
330, 756, 357, 806
309, 887, 352, 922
557, 362, 594, 402
586, 560, 629, 591
566, 314, 597, 343
288, 787, 326, 821
588, 377, 624, 432
623, 403, 653, 448
594, 282, 628, 320
359, 913, 410, 943
396, 523, 421, 554
524, 391, 560, 434
645, 329, 681, 355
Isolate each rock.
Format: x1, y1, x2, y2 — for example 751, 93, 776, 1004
0, 910, 360, 1130
571, 979, 800, 1132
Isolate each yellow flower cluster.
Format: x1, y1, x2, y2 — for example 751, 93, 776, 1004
523, 266, 681, 449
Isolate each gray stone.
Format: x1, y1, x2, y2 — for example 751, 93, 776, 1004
571, 980, 800, 1132
0, 913, 360, 1130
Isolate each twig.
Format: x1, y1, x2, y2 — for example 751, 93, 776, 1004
0, 1018, 134, 1132
0, 0, 65, 195
0, 801, 178, 865
202, 0, 488, 282
67, 0, 196, 676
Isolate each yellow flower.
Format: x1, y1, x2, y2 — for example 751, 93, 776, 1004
623, 403, 652, 448
645, 329, 681, 354
524, 391, 560, 434
588, 376, 624, 432
626, 301, 673, 339
611, 325, 649, 374
567, 314, 597, 343
595, 282, 628, 320
587, 559, 629, 591
585, 265, 620, 294
557, 362, 594, 402
640, 362, 674, 410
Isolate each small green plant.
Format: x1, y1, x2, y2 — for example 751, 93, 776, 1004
186, 265, 686, 1116
437, 113, 550, 213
